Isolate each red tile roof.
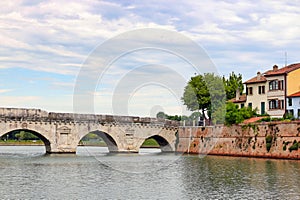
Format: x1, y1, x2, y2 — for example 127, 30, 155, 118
244, 75, 266, 84
243, 117, 266, 124
228, 94, 247, 103
264, 63, 300, 76
288, 91, 300, 97
244, 63, 300, 84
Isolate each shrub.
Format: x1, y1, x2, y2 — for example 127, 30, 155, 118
265, 135, 273, 152
288, 140, 299, 152
266, 143, 272, 152
225, 102, 256, 125
265, 135, 273, 143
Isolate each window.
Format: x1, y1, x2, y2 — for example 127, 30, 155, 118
288, 98, 292, 106
298, 109, 300, 119
248, 102, 252, 108
287, 109, 294, 116
258, 86, 265, 94
241, 103, 244, 108
269, 80, 284, 91
269, 99, 284, 110
247, 87, 253, 95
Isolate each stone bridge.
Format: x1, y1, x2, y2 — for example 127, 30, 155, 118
0, 108, 178, 154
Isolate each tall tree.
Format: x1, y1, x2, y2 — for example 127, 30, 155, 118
223, 72, 244, 100
182, 73, 226, 123
182, 74, 210, 118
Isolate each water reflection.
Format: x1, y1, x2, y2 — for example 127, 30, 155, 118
0, 146, 300, 199
179, 155, 300, 199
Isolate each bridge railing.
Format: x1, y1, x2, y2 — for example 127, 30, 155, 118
0, 107, 179, 128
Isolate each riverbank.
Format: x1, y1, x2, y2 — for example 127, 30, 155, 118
176, 121, 300, 159
0, 140, 44, 146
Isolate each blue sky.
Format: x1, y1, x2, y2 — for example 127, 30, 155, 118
0, 0, 299, 116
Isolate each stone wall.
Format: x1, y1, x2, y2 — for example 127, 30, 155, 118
177, 121, 300, 159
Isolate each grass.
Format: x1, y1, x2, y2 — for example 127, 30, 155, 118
79, 140, 107, 147
0, 139, 44, 146
141, 138, 160, 148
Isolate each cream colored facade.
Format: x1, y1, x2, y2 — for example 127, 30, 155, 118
234, 63, 300, 118
245, 82, 267, 115
265, 74, 285, 118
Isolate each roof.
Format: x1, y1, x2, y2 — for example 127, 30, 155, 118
264, 63, 300, 76
244, 75, 266, 84
244, 63, 300, 84
243, 117, 266, 124
228, 94, 247, 103
288, 91, 300, 97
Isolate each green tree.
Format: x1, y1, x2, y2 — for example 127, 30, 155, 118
182, 73, 226, 123
156, 111, 168, 119
223, 72, 244, 100
225, 102, 256, 125
14, 131, 38, 140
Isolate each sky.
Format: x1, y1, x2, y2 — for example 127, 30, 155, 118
0, 0, 300, 117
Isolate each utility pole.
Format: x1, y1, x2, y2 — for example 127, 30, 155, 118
285, 51, 287, 67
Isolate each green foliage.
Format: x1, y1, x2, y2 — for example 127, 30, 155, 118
284, 113, 295, 120
266, 143, 272, 152
181, 73, 226, 124
81, 133, 102, 141
223, 72, 244, 100
283, 144, 287, 151
225, 102, 256, 125
182, 74, 210, 112
141, 138, 159, 147
156, 112, 182, 121
265, 135, 273, 152
259, 116, 271, 122
265, 135, 273, 143
156, 111, 167, 119
156, 111, 202, 125
15, 131, 39, 140
288, 140, 299, 152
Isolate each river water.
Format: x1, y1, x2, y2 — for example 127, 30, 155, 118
0, 146, 300, 199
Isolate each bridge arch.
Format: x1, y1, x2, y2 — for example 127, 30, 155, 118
140, 135, 173, 152
0, 129, 51, 153
78, 130, 118, 152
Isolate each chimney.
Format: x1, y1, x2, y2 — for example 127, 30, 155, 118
235, 89, 240, 101
273, 65, 278, 71
257, 71, 261, 80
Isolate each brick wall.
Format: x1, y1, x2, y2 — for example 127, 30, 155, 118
177, 121, 300, 159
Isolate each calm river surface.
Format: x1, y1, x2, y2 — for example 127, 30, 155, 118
0, 146, 300, 199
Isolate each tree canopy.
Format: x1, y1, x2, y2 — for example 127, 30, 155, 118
223, 72, 244, 100
181, 73, 226, 124
225, 102, 257, 125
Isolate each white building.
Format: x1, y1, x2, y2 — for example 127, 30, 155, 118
244, 72, 267, 115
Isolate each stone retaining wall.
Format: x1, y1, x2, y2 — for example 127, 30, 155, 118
176, 121, 300, 159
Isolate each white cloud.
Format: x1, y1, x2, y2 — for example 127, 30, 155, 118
0, 89, 13, 93
0, 0, 300, 115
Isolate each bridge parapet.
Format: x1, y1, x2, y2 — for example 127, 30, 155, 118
0, 107, 179, 154
0, 107, 179, 129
